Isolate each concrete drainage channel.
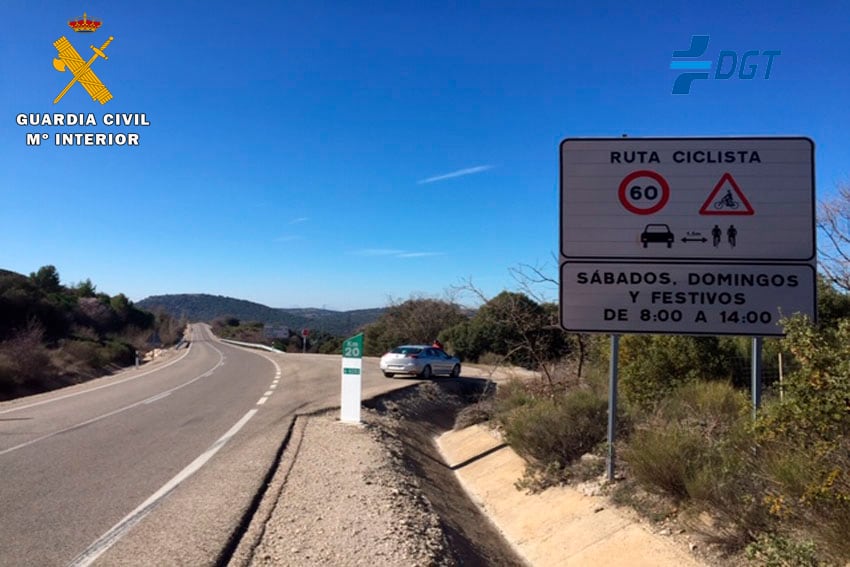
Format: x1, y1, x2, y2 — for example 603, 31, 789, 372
363, 379, 526, 566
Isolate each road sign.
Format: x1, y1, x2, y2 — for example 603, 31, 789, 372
340, 333, 364, 423
559, 137, 816, 336
617, 170, 671, 215
560, 262, 816, 336
560, 137, 814, 262
342, 334, 363, 359
263, 325, 289, 339
698, 173, 755, 215
301, 328, 310, 338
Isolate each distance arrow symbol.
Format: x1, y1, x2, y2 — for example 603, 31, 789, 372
681, 237, 707, 243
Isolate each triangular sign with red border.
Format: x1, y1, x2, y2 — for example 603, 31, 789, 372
699, 172, 755, 216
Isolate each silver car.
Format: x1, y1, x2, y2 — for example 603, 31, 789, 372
380, 345, 462, 379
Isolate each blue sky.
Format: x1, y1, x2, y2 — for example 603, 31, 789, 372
2, 1, 848, 310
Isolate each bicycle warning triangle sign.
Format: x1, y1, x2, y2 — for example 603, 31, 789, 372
699, 172, 755, 216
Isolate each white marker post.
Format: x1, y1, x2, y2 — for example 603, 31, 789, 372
340, 333, 363, 423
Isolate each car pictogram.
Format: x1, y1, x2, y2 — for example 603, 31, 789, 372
640, 223, 674, 248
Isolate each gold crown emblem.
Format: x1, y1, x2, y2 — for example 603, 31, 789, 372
68, 12, 102, 33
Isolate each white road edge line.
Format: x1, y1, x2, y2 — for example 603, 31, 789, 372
0, 343, 194, 416
67, 409, 259, 567
256, 397, 268, 405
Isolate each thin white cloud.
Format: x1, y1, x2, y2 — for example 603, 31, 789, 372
353, 248, 406, 256
274, 235, 302, 242
417, 165, 493, 185
289, 217, 309, 224
397, 252, 445, 258
352, 249, 445, 258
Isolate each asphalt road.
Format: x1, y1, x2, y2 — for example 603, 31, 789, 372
0, 324, 421, 566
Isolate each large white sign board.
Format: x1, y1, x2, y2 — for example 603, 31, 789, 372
561, 137, 815, 262
561, 262, 815, 336
559, 137, 816, 336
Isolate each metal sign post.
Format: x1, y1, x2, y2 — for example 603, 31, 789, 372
340, 333, 364, 424
752, 336, 763, 419
607, 335, 620, 482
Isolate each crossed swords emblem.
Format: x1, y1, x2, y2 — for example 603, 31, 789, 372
52, 36, 114, 104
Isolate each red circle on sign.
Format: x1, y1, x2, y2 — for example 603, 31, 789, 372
618, 170, 670, 215
301, 329, 309, 337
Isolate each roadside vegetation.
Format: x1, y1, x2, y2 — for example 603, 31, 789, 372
210, 317, 343, 354
355, 262, 850, 563
0, 266, 185, 400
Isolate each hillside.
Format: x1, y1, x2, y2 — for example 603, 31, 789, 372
136, 294, 384, 337
0, 266, 184, 400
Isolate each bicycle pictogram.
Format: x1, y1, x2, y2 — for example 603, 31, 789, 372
713, 189, 740, 210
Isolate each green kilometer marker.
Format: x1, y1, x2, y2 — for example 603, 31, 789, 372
343, 368, 361, 375
342, 333, 363, 359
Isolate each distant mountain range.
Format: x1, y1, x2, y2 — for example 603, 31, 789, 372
136, 294, 384, 337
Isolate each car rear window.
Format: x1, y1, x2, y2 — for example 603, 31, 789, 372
391, 347, 422, 355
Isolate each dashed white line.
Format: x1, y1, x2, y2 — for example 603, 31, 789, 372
263, 390, 273, 396
143, 392, 171, 405
257, 397, 269, 405
270, 384, 277, 390
67, 409, 259, 567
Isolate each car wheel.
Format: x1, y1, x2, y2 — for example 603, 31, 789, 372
450, 364, 460, 378
383, 372, 394, 378
420, 365, 432, 379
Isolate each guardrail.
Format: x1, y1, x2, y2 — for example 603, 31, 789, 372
219, 338, 285, 353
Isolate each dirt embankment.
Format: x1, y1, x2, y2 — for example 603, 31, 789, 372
234, 379, 523, 567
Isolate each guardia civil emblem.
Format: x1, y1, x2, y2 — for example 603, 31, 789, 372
52, 13, 114, 104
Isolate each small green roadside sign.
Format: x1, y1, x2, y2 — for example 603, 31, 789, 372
340, 333, 364, 423
342, 333, 363, 359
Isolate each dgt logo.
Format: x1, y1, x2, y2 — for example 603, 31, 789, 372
670, 35, 781, 95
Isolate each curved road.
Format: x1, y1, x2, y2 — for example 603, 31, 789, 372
0, 324, 419, 566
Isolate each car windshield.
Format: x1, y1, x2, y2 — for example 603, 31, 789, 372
391, 347, 422, 355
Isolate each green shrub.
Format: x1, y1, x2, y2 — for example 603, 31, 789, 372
745, 533, 820, 567
501, 389, 608, 468
622, 381, 749, 502
102, 340, 135, 366
623, 425, 707, 500
62, 339, 105, 371
619, 335, 737, 410
748, 315, 850, 561
492, 379, 536, 424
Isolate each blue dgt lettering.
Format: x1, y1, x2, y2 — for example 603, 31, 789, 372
738, 50, 760, 79
714, 51, 738, 79
761, 50, 781, 78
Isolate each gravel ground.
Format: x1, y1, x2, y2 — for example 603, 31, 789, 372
246, 408, 454, 566
240, 380, 522, 567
